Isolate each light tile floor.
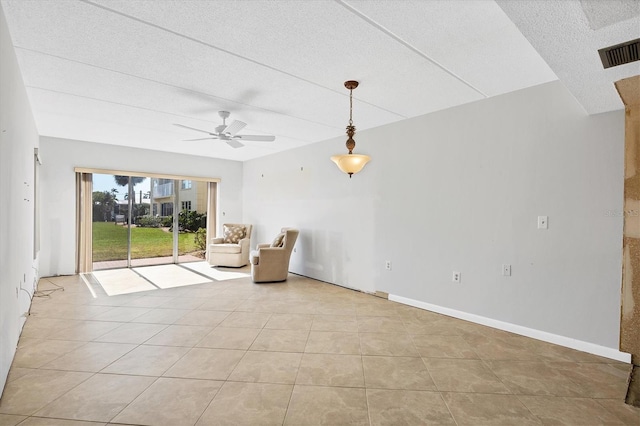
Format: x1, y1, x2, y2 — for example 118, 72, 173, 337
1, 266, 639, 425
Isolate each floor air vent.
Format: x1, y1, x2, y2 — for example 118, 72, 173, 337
599, 38, 639, 69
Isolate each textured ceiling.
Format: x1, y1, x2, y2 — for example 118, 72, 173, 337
0, 0, 637, 161
497, 0, 640, 115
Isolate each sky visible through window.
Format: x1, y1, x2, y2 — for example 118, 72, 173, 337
93, 174, 151, 204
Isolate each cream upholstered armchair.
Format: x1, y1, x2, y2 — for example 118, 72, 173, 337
250, 228, 299, 283
208, 223, 252, 267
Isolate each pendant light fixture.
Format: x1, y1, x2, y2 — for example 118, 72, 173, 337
331, 80, 370, 178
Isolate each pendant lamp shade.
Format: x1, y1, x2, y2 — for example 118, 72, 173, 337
331, 153, 371, 177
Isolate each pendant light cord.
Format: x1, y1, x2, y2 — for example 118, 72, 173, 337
349, 88, 353, 127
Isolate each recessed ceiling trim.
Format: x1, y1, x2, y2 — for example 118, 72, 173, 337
336, 0, 487, 98
80, 0, 406, 119
26, 85, 208, 124
78, 0, 321, 85
15, 46, 341, 130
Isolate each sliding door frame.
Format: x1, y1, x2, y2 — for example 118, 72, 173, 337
75, 172, 93, 273
75, 168, 219, 273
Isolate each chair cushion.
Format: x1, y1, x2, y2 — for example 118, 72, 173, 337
210, 243, 242, 254
271, 232, 285, 247
223, 225, 246, 244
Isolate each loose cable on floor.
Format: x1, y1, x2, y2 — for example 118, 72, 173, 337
33, 278, 64, 298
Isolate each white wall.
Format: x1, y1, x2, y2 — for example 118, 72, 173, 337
0, 4, 40, 395
243, 144, 376, 292
39, 137, 244, 276
244, 81, 625, 352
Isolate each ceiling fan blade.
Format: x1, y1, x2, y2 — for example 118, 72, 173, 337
182, 137, 217, 141
173, 123, 213, 135
222, 120, 247, 136
226, 140, 244, 149
234, 134, 276, 142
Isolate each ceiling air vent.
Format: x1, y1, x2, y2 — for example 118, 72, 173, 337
599, 38, 639, 69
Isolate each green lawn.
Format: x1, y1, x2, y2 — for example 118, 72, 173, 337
92, 221, 199, 262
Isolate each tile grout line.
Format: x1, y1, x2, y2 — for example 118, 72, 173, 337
10, 271, 635, 424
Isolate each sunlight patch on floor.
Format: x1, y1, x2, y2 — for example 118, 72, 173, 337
90, 268, 156, 296
133, 264, 211, 289
88, 262, 249, 296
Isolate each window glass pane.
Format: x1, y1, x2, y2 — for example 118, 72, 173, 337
88, 174, 210, 271
92, 174, 130, 270
178, 180, 206, 262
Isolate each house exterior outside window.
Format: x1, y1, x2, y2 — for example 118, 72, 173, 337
154, 178, 174, 198
161, 202, 173, 216
149, 178, 207, 217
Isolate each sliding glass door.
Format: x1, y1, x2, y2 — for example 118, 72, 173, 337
176, 179, 209, 264
77, 169, 216, 272
91, 173, 132, 270
129, 176, 175, 268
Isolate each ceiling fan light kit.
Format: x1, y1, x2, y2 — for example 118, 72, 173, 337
174, 111, 275, 149
331, 80, 370, 178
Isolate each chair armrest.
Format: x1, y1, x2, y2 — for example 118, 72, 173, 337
256, 243, 271, 250
239, 237, 251, 252
253, 246, 287, 264
211, 237, 224, 244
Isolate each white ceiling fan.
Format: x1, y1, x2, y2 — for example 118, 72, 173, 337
174, 111, 275, 148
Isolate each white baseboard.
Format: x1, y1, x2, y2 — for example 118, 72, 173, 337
389, 294, 631, 363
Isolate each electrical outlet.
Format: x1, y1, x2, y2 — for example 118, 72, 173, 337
452, 271, 461, 283
537, 215, 548, 229
385, 260, 392, 271
502, 264, 512, 276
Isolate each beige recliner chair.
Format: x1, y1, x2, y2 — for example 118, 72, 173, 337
208, 223, 252, 267
250, 228, 299, 283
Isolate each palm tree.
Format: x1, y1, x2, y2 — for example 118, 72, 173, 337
114, 175, 146, 220
114, 175, 145, 203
